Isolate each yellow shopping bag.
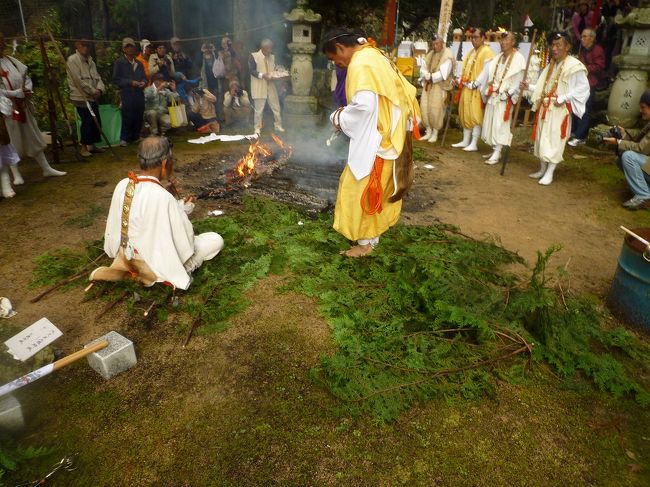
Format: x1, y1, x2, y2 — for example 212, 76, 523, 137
168, 98, 188, 128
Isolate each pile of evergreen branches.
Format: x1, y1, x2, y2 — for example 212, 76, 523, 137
31, 197, 650, 420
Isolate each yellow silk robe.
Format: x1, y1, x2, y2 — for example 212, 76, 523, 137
458, 45, 495, 129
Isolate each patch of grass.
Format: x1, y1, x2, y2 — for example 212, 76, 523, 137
64, 203, 103, 229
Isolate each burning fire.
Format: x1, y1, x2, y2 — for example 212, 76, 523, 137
235, 134, 293, 178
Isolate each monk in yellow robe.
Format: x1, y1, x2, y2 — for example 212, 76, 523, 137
451, 28, 495, 152
322, 28, 420, 257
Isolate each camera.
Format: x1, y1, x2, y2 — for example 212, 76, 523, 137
595, 126, 623, 144
192, 88, 204, 96
236, 88, 243, 97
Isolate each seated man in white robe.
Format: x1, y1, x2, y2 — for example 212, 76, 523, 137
90, 136, 223, 290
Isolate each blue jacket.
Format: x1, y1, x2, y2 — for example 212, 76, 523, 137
112, 56, 147, 93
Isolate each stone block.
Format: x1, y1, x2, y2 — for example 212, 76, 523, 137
0, 394, 24, 430
85, 331, 137, 380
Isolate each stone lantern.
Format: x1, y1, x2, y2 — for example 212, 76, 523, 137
283, 0, 322, 129
607, 5, 650, 127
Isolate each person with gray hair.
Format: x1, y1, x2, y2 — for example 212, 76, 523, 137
90, 136, 224, 289
568, 28, 606, 146
248, 38, 284, 135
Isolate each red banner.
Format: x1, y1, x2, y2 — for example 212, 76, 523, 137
380, 0, 398, 46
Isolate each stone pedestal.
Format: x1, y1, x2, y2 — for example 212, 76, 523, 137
86, 331, 137, 380
283, 1, 322, 130
607, 6, 650, 127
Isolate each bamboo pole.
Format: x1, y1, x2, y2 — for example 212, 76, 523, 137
38, 37, 60, 166
0, 340, 108, 397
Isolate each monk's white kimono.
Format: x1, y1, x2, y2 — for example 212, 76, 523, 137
104, 176, 222, 290
0, 56, 46, 158
481, 50, 526, 147
529, 56, 589, 164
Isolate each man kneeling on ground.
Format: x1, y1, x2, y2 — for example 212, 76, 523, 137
603, 89, 650, 210
144, 73, 179, 136
91, 136, 223, 289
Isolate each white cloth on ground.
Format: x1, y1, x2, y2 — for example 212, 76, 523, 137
104, 176, 223, 290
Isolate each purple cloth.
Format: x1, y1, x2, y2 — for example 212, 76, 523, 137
334, 67, 347, 107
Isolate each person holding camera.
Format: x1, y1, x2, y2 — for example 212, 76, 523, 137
188, 87, 219, 133
144, 73, 179, 136
223, 80, 251, 128
603, 90, 650, 210
150, 42, 176, 82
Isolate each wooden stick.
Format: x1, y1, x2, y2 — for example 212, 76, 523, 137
143, 301, 156, 317
52, 339, 108, 371
95, 290, 129, 321
620, 226, 650, 246
38, 37, 60, 165
182, 276, 227, 348
30, 270, 88, 303
30, 255, 107, 303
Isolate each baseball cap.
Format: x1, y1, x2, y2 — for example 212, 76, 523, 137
140, 39, 151, 50
170, 37, 180, 44
122, 37, 136, 48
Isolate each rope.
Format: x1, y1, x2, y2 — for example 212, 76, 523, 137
360, 157, 385, 216
4, 20, 287, 45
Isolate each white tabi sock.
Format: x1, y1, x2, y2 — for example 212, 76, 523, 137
9, 164, 23, 185
486, 145, 502, 165
529, 161, 548, 179
1, 167, 15, 198
451, 128, 471, 148
539, 162, 558, 185
463, 125, 481, 152
35, 152, 66, 177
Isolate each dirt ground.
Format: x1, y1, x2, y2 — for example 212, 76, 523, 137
0, 131, 648, 485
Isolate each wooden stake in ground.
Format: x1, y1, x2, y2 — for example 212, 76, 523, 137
183, 275, 227, 347
0, 340, 108, 397
37, 37, 60, 166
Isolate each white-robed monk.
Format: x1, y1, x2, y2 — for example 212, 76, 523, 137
419, 35, 455, 143
480, 31, 526, 165
91, 137, 224, 290
0, 33, 66, 185
523, 32, 589, 185
323, 28, 420, 257
451, 28, 495, 152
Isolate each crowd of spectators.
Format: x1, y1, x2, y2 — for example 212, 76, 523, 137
105, 35, 256, 147
561, 0, 635, 146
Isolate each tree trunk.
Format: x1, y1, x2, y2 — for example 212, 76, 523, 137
101, 0, 110, 39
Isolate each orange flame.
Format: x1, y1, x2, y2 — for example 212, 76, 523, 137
234, 134, 293, 179
236, 140, 273, 177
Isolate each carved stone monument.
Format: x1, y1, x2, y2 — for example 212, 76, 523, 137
283, 0, 322, 130
608, 5, 650, 127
